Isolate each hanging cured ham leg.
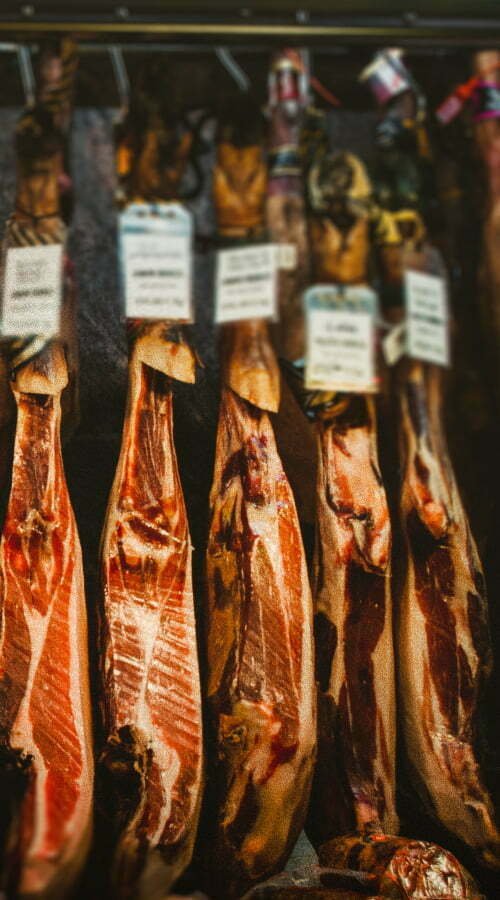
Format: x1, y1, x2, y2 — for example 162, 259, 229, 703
204, 101, 315, 898
0, 36, 92, 900
304, 151, 398, 846
101, 326, 203, 899
0, 344, 93, 899
397, 360, 500, 867
100, 73, 204, 899
363, 47, 500, 867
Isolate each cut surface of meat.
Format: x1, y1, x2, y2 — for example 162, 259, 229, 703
100, 326, 203, 899
205, 383, 316, 898
0, 343, 93, 899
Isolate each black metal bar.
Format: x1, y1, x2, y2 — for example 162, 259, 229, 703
0, 19, 499, 46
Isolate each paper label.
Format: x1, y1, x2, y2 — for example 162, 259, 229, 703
1, 243, 63, 337
382, 321, 406, 366
405, 269, 449, 367
305, 284, 378, 393
361, 51, 409, 104
374, 56, 408, 97
215, 243, 278, 324
119, 202, 192, 321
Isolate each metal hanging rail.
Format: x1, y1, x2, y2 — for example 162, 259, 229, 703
0, 14, 499, 47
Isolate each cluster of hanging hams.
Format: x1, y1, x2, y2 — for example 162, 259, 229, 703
0, 38, 497, 900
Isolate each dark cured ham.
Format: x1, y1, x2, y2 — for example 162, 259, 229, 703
363, 49, 500, 867
204, 104, 315, 898
0, 344, 93, 899
311, 397, 396, 840
305, 152, 397, 846
397, 361, 500, 867
319, 832, 483, 899
100, 326, 203, 899
100, 82, 204, 899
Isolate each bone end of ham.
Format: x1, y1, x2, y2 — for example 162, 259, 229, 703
0, 342, 93, 898
133, 322, 197, 383
12, 341, 69, 396
222, 321, 280, 413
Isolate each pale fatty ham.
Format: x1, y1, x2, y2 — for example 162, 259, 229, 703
100, 325, 203, 899
397, 361, 500, 867
0, 343, 93, 899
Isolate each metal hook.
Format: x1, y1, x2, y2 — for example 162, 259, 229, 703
109, 44, 130, 109
16, 44, 35, 107
215, 46, 250, 92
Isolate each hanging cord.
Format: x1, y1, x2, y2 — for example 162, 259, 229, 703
215, 46, 251, 92
109, 45, 130, 110
16, 44, 35, 107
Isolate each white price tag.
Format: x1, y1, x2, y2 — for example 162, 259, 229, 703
215, 244, 277, 324
1, 243, 63, 337
119, 202, 192, 322
373, 56, 408, 98
405, 269, 449, 367
305, 285, 378, 393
